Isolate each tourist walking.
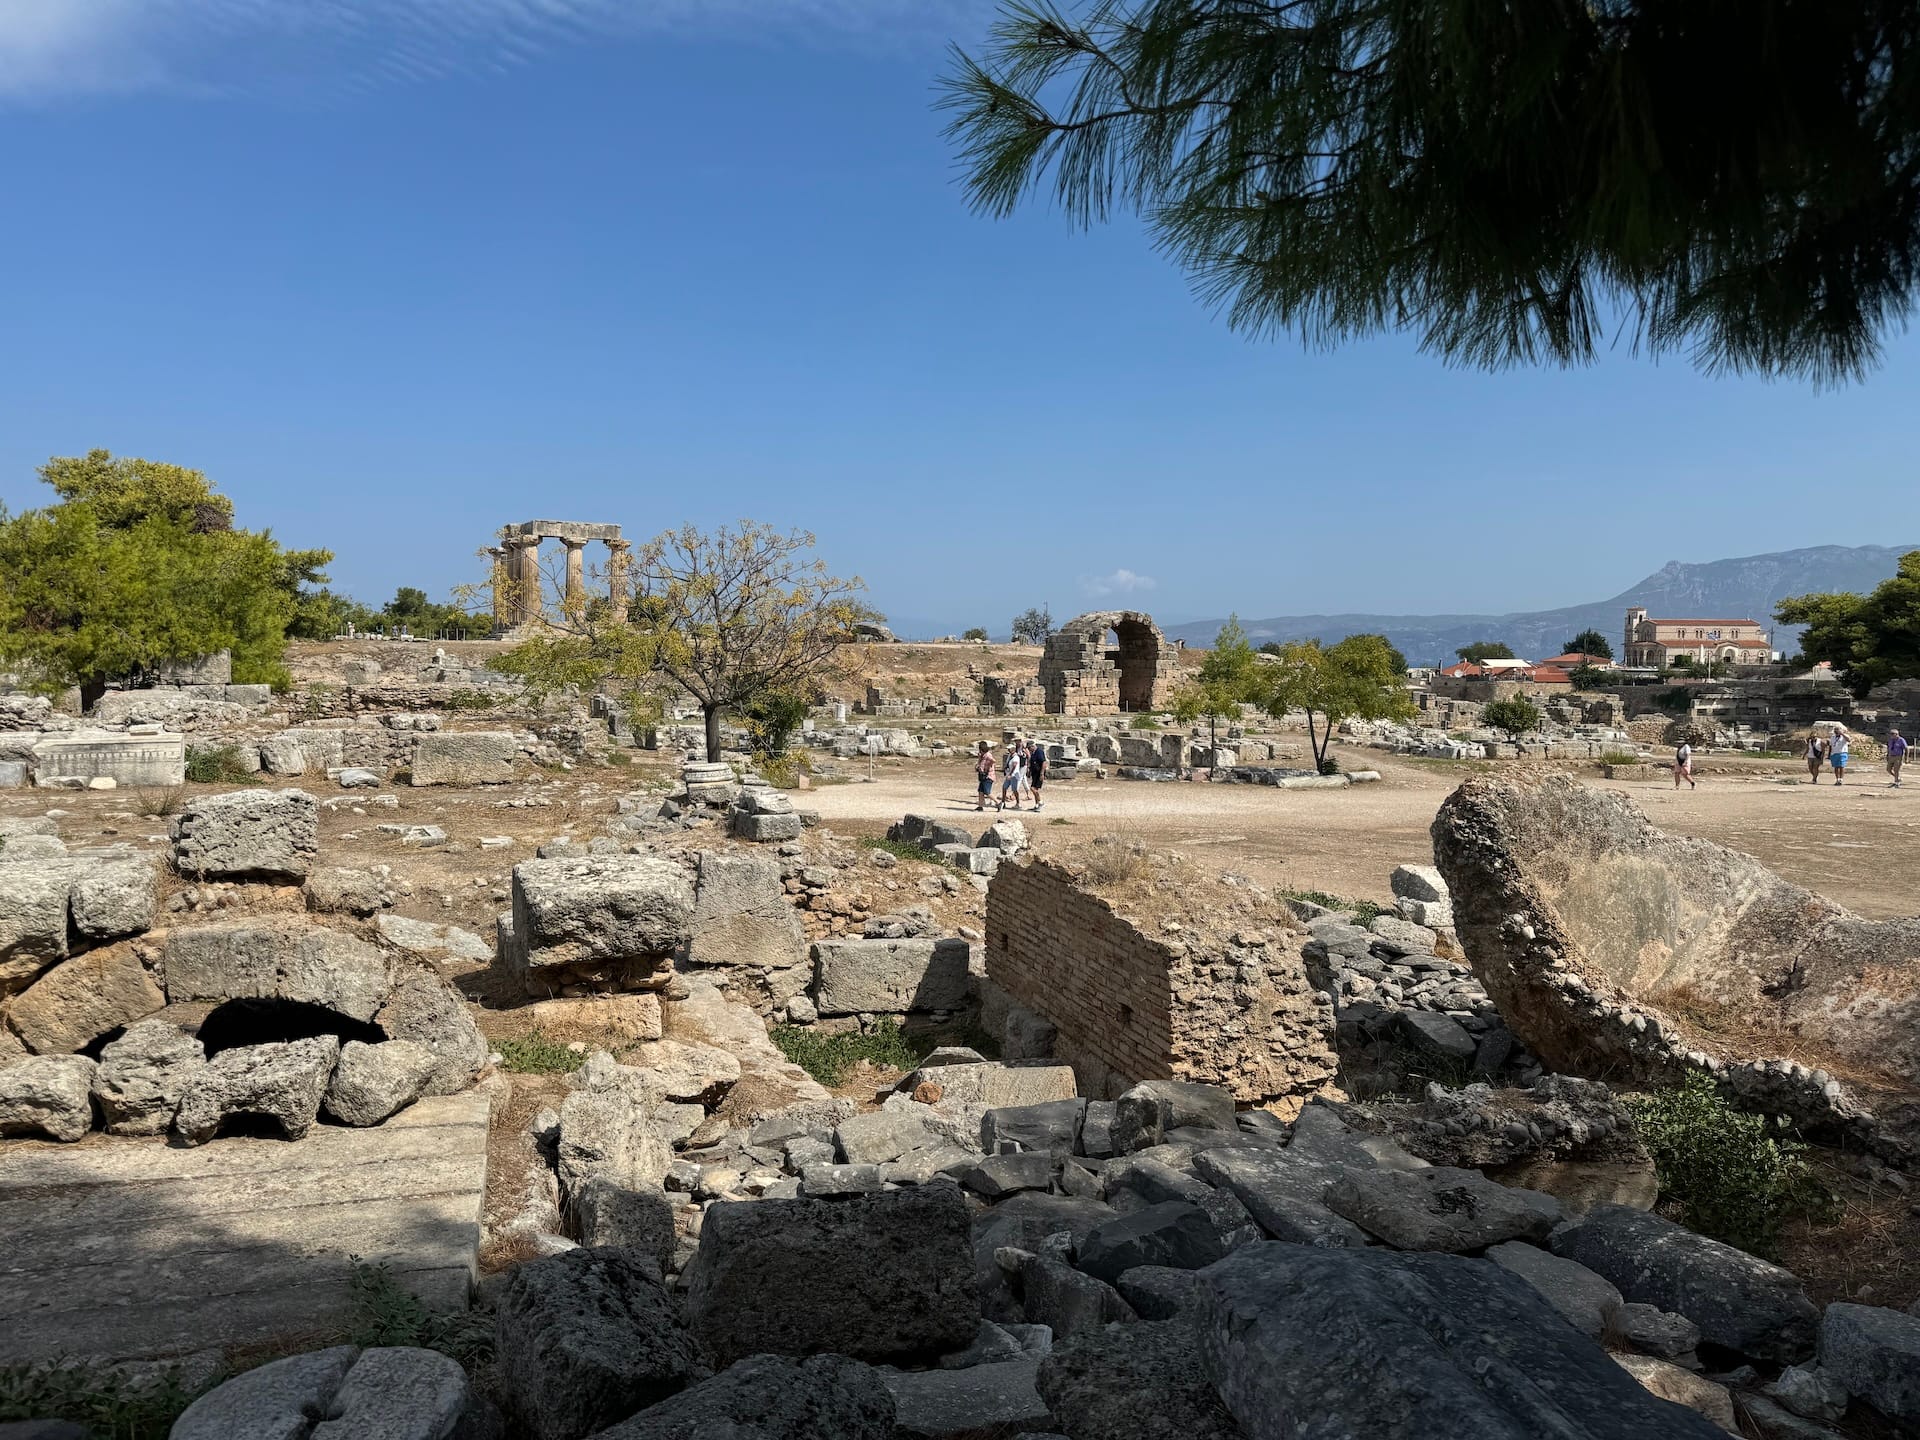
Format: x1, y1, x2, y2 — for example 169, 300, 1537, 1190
1027, 737, 1048, 812
999, 741, 1024, 810
1829, 725, 1850, 785
974, 741, 995, 812
1012, 738, 1036, 807
1805, 731, 1827, 783
1887, 728, 1906, 787
1673, 740, 1695, 789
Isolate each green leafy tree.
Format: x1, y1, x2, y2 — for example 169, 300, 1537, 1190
1171, 615, 1262, 767
740, 687, 813, 759
1564, 629, 1614, 660
1481, 694, 1542, 741
380, 586, 489, 639
1776, 553, 1920, 696
1456, 641, 1516, 665
963, 626, 990, 641
941, 1, 1920, 383
1568, 664, 1609, 691
1261, 633, 1414, 772
0, 451, 331, 694
1010, 606, 1053, 645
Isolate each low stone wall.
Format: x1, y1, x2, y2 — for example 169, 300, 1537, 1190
983, 858, 1336, 1107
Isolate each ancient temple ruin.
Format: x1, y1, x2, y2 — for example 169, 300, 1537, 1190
1038, 610, 1178, 715
489, 520, 629, 634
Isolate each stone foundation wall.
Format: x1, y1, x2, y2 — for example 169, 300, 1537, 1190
983, 858, 1336, 1108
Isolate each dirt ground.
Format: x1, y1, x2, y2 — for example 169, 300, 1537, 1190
805, 743, 1920, 921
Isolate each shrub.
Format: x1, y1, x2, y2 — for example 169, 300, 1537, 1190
962, 627, 989, 641
1316, 755, 1342, 775
133, 787, 186, 817
1128, 714, 1160, 730
348, 1259, 493, 1364
759, 753, 803, 789
1279, 888, 1385, 925
444, 689, 497, 712
1626, 1073, 1828, 1257
184, 744, 256, 785
0, 1360, 211, 1439
494, 1031, 579, 1075
1599, 749, 1642, 766
1077, 834, 1150, 887
771, 1019, 921, 1086
860, 836, 945, 867
1481, 695, 1542, 741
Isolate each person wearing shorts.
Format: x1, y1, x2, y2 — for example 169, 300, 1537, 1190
1829, 725, 1849, 785
999, 743, 1024, 810
974, 742, 995, 810
1888, 728, 1907, 787
1673, 740, 1694, 790
1805, 732, 1827, 783
1027, 738, 1048, 811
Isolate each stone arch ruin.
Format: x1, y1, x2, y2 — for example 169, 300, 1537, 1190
1039, 610, 1178, 715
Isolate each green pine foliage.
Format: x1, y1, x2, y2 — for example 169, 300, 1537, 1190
1776, 551, 1920, 696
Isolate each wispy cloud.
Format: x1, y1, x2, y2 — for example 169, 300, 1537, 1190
1083, 567, 1158, 598
0, 0, 983, 101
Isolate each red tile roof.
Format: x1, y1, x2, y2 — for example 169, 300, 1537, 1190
1540, 652, 1613, 666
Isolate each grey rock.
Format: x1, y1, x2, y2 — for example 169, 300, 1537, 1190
1104, 1156, 1262, 1252
1611, 1301, 1700, 1360
982, 1099, 1086, 1157
1367, 915, 1438, 956
1612, 1354, 1736, 1431
335, 768, 382, 789
1080, 1101, 1117, 1159
589, 1354, 894, 1440
557, 1053, 672, 1198
938, 1319, 1029, 1370
1076, 1201, 1226, 1285
1736, 1392, 1850, 1440
324, 1039, 438, 1126
510, 855, 693, 975
811, 937, 973, 1015
1389, 1009, 1478, 1065
170, 788, 318, 882
1114, 1267, 1209, 1320
886, 1359, 1051, 1440
0, 1053, 96, 1141
0, 860, 73, 992
1190, 1146, 1368, 1248
836, 1106, 935, 1165
1038, 1319, 1242, 1440
69, 854, 157, 941
1764, 1364, 1850, 1425
1111, 1081, 1235, 1154
882, 1145, 979, 1187
494, 1247, 702, 1440
0, 1422, 92, 1439
687, 849, 809, 985
174, 1036, 339, 1145
5, 941, 165, 1054
171, 1345, 360, 1440
688, 1184, 978, 1366
163, 921, 394, 1022
965, 1151, 1055, 1199
1819, 1302, 1920, 1425
376, 914, 493, 965
801, 1162, 885, 1197
410, 731, 518, 786
972, 1193, 1117, 1324
1198, 1243, 1730, 1440
373, 967, 489, 1095
91, 1019, 206, 1134
1324, 1165, 1563, 1251
309, 1346, 476, 1439
1550, 1204, 1819, 1363
1018, 1255, 1137, 1338
1487, 1240, 1622, 1339
304, 866, 395, 917
571, 1177, 676, 1272
1390, 864, 1449, 903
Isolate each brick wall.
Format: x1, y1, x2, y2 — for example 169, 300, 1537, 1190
985, 858, 1338, 1109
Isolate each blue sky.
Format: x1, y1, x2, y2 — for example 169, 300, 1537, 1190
2, 1, 1916, 636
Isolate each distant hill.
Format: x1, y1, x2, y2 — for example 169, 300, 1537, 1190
1164, 544, 1920, 665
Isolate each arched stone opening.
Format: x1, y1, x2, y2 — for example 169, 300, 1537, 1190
1110, 617, 1160, 711
1040, 610, 1175, 715
197, 997, 385, 1058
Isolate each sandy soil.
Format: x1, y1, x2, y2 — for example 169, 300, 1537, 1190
805, 746, 1920, 920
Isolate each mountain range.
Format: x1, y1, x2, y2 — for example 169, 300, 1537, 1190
1159, 544, 1919, 665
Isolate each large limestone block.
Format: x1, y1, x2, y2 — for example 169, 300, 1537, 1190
68, 854, 158, 941
372, 969, 490, 1095
410, 730, 518, 786
1486, 1241, 1623, 1339
1323, 1164, 1564, 1251
493, 1247, 702, 1440
1549, 1203, 1818, 1363
687, 849, 808, 985
172, 1344, 474, 1440
91, 1019, 207, 1135
688, 1184, 979, 1366
6, 940, 165, 1054
812, 937, 973, 1015
163, 922, 394, 1022
0, 1053, 96, 1141
1199, 1243, 1730, 1439
509, 855, 694, 973
173, 1035, 341, 1145
324, 1038, 439, 1126
0, 860, 74, 992
591, 1355, 895, 1440
556, 1052, 673, 1198
171, 788, 319, 882
1432, 775, 1920, 1107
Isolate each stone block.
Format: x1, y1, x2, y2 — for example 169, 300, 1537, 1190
409, 730, 518, 785
1076, 1201, 1226, 1284
731, 811, 803, 843
1390, 864, 1449, 903
836, 1106, 936, 1165
590, 1355, 894, 1440
887, 1358, 1050, 1440
90, 1020, 206, 1135
31, 730, 185, 787
371, 968, 489, 1095
324, 1039, 438, 1126
981, 1098, 1086, 1157
171, 789, 318, 882
6, 941, 164, 1054
687, 850, 808, 996
0, 761, 25, 789
68, 855, 157, 942
556, 1052, 672, 1198
163, 921, 394, 1021
510, 855, 694, 976
0, 861, 74, 993
907, 1061, 1079, 1110
812, 937, 973, 1015
572, 1177, 676, 1272
688, 1185, 979, 1366
0, 1053, 97, 1141
1819, 1303, 1920, 1425
1038, 1318, 1240, 1440
173, 1036, 340, 1145
1487, 1241, 1622, 1339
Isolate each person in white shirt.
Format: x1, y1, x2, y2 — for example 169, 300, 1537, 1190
1673, 740, 1694, 790
1828, 725, 1850, 786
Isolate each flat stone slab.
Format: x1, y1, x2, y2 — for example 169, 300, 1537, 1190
0, 1090, 489, 1364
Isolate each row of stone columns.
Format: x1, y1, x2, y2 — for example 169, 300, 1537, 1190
489, 536, 630, 631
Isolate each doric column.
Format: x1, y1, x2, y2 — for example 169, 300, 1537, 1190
562, 538, 588, 614
487, 547, 510, 631
605, 539, 631, 624
513, 537, 542, 626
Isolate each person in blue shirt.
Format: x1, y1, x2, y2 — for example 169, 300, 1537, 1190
1888, 728, 1906, 788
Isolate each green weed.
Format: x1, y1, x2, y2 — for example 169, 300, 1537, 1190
494, 1031, 580, 1075
771, 1019, 922, 1086
184, 745, 257, 785
860, 836, 945, 867
0, 1360, 212, 1440
347, 1260, 493, 1365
